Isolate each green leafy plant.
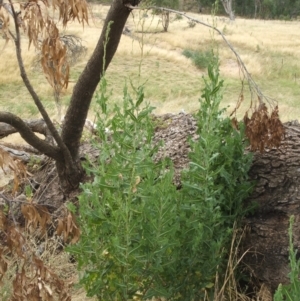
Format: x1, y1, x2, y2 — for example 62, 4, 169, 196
68, 59, 254, 300
174, 13, 183, 20
175, 61, 254, 299
274, 215, 300, 301
182, 48, 217, 69
68, 78, 181, 300
187, 20, 196, 28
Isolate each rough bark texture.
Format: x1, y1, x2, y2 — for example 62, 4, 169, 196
153, 113, 198, 186
56, 0, 136, 191
0, 119, 50, 139
152, 116, 300, 294
162, 11, 170, 32
0, 144, 44, 163
242, 120, 300, 293
61, 0, 133, 160
0, 112, 60, 159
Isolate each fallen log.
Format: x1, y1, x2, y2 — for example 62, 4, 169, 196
242, 120, 300, 294
0, 144, 44, 163
0, 119, 50, 139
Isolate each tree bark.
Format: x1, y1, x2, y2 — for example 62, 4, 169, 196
61, 0, 133, 160
254, 0, 261, 19
56, 0, 136, 191
0, 112, 60, 160
242, 121, 300, 293
162, 11, 170, 32
0, 119, 51, 139
0, 144, 43, 163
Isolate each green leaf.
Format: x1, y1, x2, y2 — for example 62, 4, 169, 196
135, 88, 144, 107
205, 282, 214, 289
189, 161, 206, 170
126, 109, 137, 122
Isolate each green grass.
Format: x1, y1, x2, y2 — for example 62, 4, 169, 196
182, 48, 216, 69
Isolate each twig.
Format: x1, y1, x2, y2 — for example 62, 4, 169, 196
126, 5, 277, 112
9, 0, 78, 172
0, 192, 58, 209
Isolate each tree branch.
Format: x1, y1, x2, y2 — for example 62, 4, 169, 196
0, 144, 44, 163
0, 112, 60, 160
0, 119, 51, 139
0, 141, 41, 154
61, 0, 134, 159
9, 0, 76, 168
127, 5, 276, 111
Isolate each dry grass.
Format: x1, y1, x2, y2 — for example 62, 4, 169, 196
1, 5, 300, 126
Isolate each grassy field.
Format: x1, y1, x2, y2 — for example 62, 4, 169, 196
1, 5, 300, 127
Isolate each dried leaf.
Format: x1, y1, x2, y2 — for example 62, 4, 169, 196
56, 211, 80, 244
0, 147, 27, 192
21, 204, 51, 234
244, 104, 285, 152
7, 226, 25, 258
0, 248, 8, 282
0, 210, 7, 230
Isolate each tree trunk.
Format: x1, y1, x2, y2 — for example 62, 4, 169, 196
0, 119, 51, 139
0, 0, 137, 192
221, 0, 235, 21
242, 121, 300, 294
55, 156, 84, 192
162, 11, 170, 32
61, 0, 133, 160
254, 0, 261, 19
229, 9, 235, 21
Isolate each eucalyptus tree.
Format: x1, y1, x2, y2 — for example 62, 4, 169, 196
152, 0, 178, 31
0, 0, 139, 192
220, 0, 235, 20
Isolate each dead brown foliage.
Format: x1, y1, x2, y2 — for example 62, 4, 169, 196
10, 256, 71, 301
0, 147, 25, 175
57, 211, 80, 245
0, 146, 27, 193
21, 0, 49, 49
52, 0, 89, 27
0, 0, 89, 104
243, 104, 285, 152
41, 20, 69, 94
21, 203, 51, 234
0, 2, 10, 44
0, 190, 80, 299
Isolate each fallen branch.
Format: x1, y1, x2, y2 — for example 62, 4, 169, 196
0, 145, 44, 163
0, 112, 60, 160
0, 141, 41, 154
0, 118, 50, 139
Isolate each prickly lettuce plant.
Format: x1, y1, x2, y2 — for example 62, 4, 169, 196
68, 59, 254, 300
176, 62, 254, 299
68, 79, 180, 300
274, 215, 300, 301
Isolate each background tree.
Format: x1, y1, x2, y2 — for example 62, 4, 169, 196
187, 0, 300, 20
152, 0, 179, 31
0, 0, 139, 192
254, 0, 261, 18
220, 0, 235, 20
